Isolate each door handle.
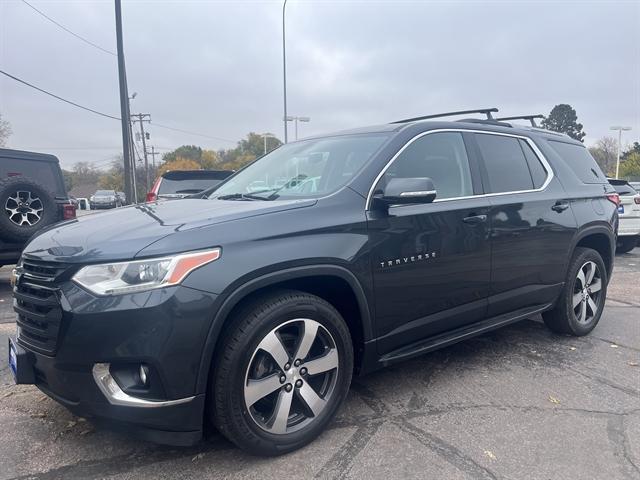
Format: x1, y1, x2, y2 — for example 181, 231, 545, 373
462, 214, 487, 225
552, 201, 570, 212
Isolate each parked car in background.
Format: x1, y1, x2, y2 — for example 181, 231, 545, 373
90, 190, 122, 209
9, 109, 618, 454
146, 170, 233, 202
608, 179, 640, 253
116, 191, 126, 204
0, 148, 76, 267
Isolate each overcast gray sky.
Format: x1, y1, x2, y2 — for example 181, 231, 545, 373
1, 0, 639, 169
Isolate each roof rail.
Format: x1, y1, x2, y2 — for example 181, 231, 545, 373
495, 114, 544, 127
391, 108, 499, 124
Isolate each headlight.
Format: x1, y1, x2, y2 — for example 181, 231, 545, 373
72, 248, 221, 295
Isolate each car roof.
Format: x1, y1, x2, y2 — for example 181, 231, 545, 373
0, 148, 61, 163
299, 119, 581, 145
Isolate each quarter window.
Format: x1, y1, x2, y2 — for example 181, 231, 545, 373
519, 139, 548, 189
475, 134, 534, 193
380, 132, 474, 200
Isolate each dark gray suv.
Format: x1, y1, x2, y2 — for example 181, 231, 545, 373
9, 109, 617, 455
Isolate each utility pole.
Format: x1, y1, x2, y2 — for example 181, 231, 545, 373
114, 0, 133, 204
131, 113, 151, 190
148, 146, 160, 169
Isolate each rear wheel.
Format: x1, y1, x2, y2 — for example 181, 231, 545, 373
543, 247, 607, 336
210, 290, 353, 455
616, 236, 638, 254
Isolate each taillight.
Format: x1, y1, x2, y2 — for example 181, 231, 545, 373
634, 196, 640, 205
606, 193, 620, 206
146, 192, 157, 202
63, 203, 76, 220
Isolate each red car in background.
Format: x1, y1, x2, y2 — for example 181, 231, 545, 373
146, 170, 233, 202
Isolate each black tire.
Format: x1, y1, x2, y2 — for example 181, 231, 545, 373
542, 247, 608, 336
616, 236, 638, 254
0, 177, 58, 242
210, 289, 353, 456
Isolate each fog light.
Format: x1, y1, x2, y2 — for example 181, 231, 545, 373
139, 364, 149, 386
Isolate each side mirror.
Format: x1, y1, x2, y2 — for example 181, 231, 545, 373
374, 177, 437, 207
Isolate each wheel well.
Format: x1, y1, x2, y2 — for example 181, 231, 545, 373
576, 233, 613, 277
215, 275, 366, 374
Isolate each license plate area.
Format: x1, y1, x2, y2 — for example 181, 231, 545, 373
8, 338, 35, 385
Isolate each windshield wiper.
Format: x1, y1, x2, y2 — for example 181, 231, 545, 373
216, 193, 270, 201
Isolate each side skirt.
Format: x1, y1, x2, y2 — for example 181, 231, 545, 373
376, 303, 553, 368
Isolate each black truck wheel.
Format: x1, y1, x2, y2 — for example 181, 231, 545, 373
0, 177, 58, 242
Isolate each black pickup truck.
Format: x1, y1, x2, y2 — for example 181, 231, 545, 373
0, 148, 76, 267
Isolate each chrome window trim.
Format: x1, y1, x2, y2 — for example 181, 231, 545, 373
399, 190, 437, 197
365, 128, 554, 210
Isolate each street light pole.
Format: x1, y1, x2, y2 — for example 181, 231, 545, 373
282, 0, 288, 143
611, 126, 632, 179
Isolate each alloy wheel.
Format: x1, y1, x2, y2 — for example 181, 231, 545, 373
572, 261, 603, 324
4, 191, 44, 227
243, 318, 339, 434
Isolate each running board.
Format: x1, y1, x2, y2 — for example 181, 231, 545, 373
378, 303, 552, 366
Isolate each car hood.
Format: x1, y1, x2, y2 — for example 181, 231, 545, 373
23, 198, 316, 263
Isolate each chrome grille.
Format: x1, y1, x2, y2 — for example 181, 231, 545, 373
14, 258, 70, 355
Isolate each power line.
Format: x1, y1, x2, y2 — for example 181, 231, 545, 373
21, 0, 116, 56
0, 69, 120, 120
152, 122, 236, 144
2, 69, 238, 145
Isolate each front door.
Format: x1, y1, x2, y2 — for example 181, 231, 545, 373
367, 131, 491, 355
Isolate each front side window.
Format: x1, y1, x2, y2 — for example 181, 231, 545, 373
212, 134, 389, 200
475, 134, 534, 193
379, 132, 474, 200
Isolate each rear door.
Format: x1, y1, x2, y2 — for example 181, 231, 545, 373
471, 132, 577, 316
367, 131, 491, 354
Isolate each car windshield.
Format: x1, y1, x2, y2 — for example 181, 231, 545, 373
211, 133, 390, 200
95, 190, 114, 195
611, 183, 637, 196
159, 177, 225, 195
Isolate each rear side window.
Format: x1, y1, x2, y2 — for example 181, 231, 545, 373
475, 134, 534, 193
519, 139, 548, 188
547, 141, 605, 184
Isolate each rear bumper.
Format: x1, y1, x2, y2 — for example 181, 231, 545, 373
618, 216, 640, 236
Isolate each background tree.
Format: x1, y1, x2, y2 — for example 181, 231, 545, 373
162, 145, 203, 164
237, 132, 282, 158
588, 136, 618, 176
541, 104, 586, 142
0, 112, 12, 147
619, 152, 640, 179
622, 142, 640, 161
158, 158, 201, 175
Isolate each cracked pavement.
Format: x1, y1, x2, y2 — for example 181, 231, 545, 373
0, 249, 639, 479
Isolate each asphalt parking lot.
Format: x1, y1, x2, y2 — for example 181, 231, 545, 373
0, 249, 638, 480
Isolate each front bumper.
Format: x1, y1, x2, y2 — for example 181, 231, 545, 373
14, 277, 219, 445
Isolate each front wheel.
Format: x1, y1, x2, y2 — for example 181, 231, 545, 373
543, 247, 607, 336
210, 290, 353, 455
